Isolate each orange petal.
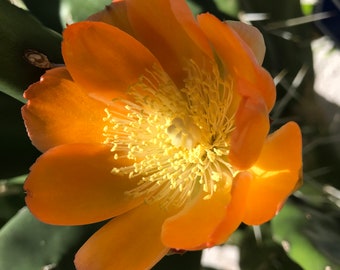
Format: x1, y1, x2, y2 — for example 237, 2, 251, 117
161, 180, 232, 250
208, 171, 252, 246
87, 0, 134, 36
62, 21, 160, 104
125, 0, 212, 85
229, 97, 270, 169
198, 14, 276, 111
24, 143, 144, 225
22, 67, 106, 153
226, 20, 266, 65
75, 203, 173, 270
242, 122, 302, 225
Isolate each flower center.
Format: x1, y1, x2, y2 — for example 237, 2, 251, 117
167, 117, 202, 149
103, 61, 238, 207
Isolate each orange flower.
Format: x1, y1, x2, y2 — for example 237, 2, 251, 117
22, 0, 302, 269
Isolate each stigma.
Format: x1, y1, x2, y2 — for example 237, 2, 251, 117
103, 61, 238, 207
167, 117, 202, 149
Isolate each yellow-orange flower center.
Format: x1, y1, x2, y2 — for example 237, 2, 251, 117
103, 61, 238, 207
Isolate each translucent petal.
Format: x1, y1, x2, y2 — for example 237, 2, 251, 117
75, 204, 173, 270
25, 143, 144, 225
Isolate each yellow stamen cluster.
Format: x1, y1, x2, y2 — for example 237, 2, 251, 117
103, 61, 237, 207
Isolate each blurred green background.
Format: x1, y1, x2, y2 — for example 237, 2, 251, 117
1, 0, 340, 269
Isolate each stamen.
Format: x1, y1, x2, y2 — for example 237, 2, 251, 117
103, 62, 238, 208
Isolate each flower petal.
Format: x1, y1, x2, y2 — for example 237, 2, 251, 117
197, 14, 276, 111
226, 20, 266, 65
22, 67, 106, 153
208, 172, 252, 246
75, 204, 172, 270
242, 122, 302, 225
24, 143, 144, 225
228, 97, 270, 169
161, 180, 231, 250
62, 21, 160, 103
125, 0, 212, 85
198, 14, 277, 169
87, 0, 134, 36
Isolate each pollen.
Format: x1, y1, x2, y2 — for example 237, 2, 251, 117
103, 61, 238, 207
